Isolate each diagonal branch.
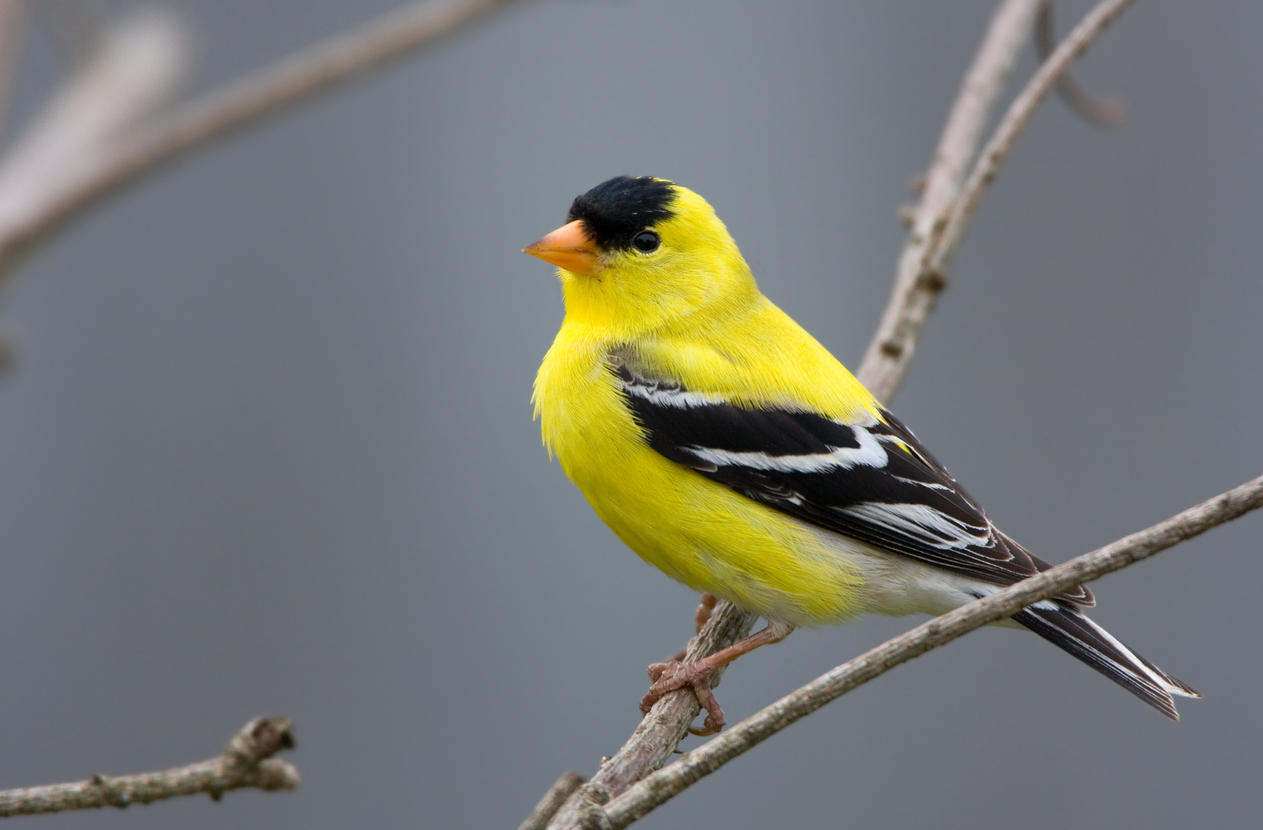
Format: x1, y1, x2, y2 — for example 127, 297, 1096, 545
0, 716, 298, 818
603, 475, 1263, 827
518, 772, 587, 830
860, 0, 1137, 402
927, 0, 1139, 277
0, 6, 190, 261
543, 601, 758, 829
1037, 0, 1127, 127
858, 0, 1043, 402
0, 0, 529, 286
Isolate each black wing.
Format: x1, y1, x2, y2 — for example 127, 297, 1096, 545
613, 363, 1093, 605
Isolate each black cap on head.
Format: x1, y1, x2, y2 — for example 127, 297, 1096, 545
566, 176, 676, 252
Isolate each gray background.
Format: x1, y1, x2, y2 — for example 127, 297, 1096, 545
1, 1, 1261, 828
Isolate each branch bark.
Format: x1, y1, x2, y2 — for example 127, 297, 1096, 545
0, 716, 298, 818
1037, 0, 1127, 127
604, 475, 1263, 827
0, 0, 529, 288
927, 0, 1139, 277
861, 0, 1137, 402
543, 606, 758, 830
518, 772, 585, 830
857, 0, 1043, 402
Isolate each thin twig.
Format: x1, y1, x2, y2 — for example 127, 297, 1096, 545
544, 605, 756, 830
927, 0, 1139, 276
542, 3, 1046, 828
857, 0, 1042, 403
0, 0, 529, 286
1037, 0, 1127, 127
518, 772, 586, 830
604, 476, 1263, 828
0, 716, 299, 818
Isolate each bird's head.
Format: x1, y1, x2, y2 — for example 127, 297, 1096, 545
524, 177, 758, 336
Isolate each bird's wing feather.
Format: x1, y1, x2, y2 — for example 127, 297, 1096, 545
613, 362, 1093, 605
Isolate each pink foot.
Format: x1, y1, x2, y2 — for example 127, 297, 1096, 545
640, 659, 725, 735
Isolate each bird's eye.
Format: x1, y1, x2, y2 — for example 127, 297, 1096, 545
632, 231, 660, 253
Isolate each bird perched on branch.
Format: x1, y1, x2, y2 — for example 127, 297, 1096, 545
526, 175, 1198, 734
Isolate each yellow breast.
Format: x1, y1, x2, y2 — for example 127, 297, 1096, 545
533, 315, 876, 626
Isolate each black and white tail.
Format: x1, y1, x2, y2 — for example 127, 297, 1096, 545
1012, 603, 1201, 720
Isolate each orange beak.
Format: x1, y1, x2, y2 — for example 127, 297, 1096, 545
523, 220, 602, 276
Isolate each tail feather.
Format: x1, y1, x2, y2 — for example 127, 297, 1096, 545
1012, 603, 1201, 720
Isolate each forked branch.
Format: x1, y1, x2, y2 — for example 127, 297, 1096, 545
0, 717, 298, 818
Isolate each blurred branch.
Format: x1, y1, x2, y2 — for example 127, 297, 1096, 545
928, 0, 1139, 277
861, 0, 1136, 403
539, 1, 1045, 828
1037, 0, 1127, 127
0, 716, 298, 818
0, 0, 519, 812
0, 0, 529, 290
605, 475, 1263, 828
0, 6, 190, 253
0, 327, 14, 372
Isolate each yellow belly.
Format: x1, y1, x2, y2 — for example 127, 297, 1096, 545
534, 332, 870, 626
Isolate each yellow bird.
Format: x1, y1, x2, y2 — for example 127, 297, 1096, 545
526, 176, 1198, 734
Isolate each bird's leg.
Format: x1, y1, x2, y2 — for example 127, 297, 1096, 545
664, 593, 720, 662
641, 619, 794, 735
692, 592, 719, 633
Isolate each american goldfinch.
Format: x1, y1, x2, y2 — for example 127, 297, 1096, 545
526, 176, 1199, 733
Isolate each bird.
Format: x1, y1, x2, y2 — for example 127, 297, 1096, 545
525, 175, 1199, 734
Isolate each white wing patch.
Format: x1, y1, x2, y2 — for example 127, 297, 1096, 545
840, 502, 993, 551
619, 378, 722, 409
684, 425, 889, 473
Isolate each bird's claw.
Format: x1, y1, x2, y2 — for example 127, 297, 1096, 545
640, 660, 726, 735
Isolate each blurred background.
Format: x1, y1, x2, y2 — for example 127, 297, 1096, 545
1, 1, 1260, 827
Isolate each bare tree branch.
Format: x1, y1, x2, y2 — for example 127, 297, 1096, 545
858, 0, 1043, 403
0, 6, 190, 263
603, 475, 1263, 828
0, 0, 532, 817
518, 772, 586, 830
0, 0, 529, 287
0, 716, 298, 818
1037, 0, 1127, 127
928, 0, 1139, 276
544, 607, 758, 830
